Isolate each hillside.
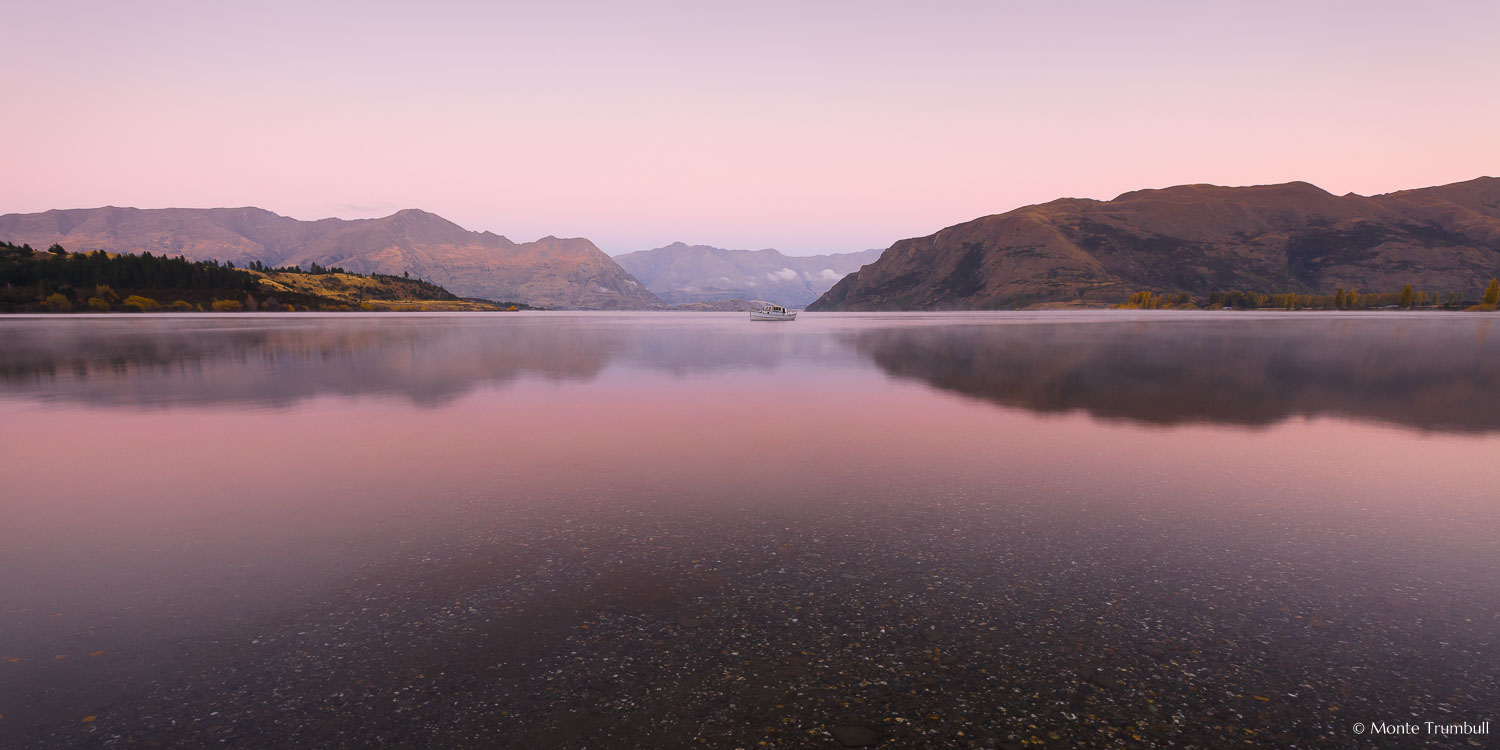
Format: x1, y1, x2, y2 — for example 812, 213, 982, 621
247, 268, 511, 311
0, 242, 512, 312
0, 207, 662, 309
614, 243, 881, 306
809, 177, 1500, 310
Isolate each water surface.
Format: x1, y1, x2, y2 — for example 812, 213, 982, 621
2, 312, 1496, 748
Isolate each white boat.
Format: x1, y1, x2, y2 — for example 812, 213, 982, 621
750, 304, 798, 321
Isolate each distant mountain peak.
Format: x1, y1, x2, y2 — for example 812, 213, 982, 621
387, 208, 439, 219
1112, 180, 1334, 203
614, 243, 883, 306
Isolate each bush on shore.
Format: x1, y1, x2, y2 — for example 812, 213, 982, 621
122, 295, 161, 312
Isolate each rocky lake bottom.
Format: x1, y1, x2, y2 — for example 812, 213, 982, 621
8, 498, 1495, 749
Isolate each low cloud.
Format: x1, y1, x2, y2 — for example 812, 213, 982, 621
767, 267, 798, 282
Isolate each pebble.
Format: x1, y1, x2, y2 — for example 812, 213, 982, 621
4, 501, 1495, 749
830, 725, 880, 747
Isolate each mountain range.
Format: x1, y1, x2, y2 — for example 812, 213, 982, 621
810, 177, 1500, 310
0, 207, 662, 309
7, 177, 1498, 312
613, 243, 882, 306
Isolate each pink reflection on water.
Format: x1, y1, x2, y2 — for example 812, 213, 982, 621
4, 365, 1498, 630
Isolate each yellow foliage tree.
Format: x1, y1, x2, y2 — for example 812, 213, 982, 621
122, 295, 161, 312
43, 292, 72, 311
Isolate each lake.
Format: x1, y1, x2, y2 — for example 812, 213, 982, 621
2, 312, 1497, 748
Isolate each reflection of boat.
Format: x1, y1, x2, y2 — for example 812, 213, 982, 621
750, 304, 798, 321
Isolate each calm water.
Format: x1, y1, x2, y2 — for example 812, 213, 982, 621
1, 312, 1497, 748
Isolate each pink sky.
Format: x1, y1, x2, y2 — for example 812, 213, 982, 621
4, 1, 1498, 255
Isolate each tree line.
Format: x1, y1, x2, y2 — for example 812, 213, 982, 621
1, 240, 486, 312
2, 241, 258, 293
1121, 281, 1500, 311
245, 259, 348, 275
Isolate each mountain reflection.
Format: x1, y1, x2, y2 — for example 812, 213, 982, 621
848, 315, 1500, 432
4, 313, 1498, 433
0, 314, 852, 408
0, 317, 616, 407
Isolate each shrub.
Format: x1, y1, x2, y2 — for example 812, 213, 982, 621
122, 295, 161, 312
171, 300, 194, 311
1119, 291, 1164, 309
211, 299, 244, 312
42, 292, 72, 312
87, 297, 111, 312
95, 285, 121, 303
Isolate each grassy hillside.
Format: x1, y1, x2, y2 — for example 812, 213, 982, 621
0, 241, 528, 312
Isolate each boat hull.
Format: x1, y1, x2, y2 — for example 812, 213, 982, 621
749, 310, 797, 321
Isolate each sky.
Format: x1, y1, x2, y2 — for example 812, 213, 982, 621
4, 0, 1498, 255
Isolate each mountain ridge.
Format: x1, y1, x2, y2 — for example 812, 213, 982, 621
809, 177, 1500, 310
0, 206, 663, 309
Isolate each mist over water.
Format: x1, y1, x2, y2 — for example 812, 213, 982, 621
2, 312, 1496, 748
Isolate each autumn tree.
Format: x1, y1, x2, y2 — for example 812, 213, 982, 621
42, 292, 72, 311
122, 295, 161, 312
1485, 278, 1499, 306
